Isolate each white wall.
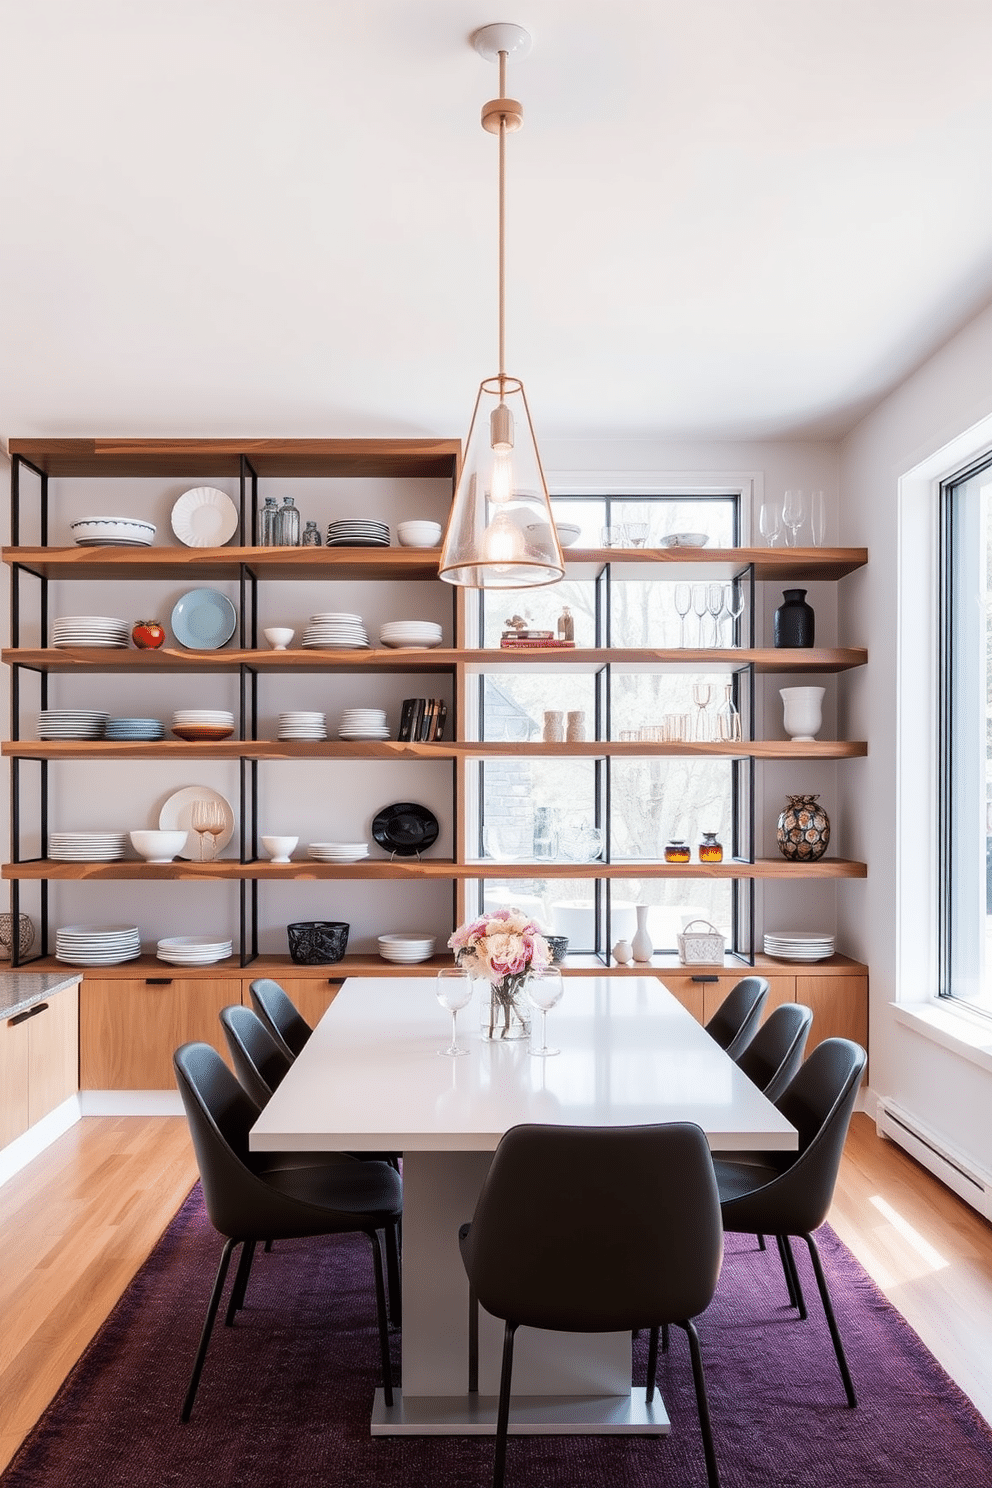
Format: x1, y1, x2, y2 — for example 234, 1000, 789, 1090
839, 297, 992, 1175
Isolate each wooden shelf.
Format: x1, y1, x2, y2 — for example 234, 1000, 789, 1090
8, 436, 461, 480
559, 546, 867, 582
2, 856, 867, 881
2, 738, 868, 762
462, 646, 868, 674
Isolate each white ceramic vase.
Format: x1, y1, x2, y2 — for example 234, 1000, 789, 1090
780, 685, 825, 742
612, 938, 632, 965
631, 905, 653, 963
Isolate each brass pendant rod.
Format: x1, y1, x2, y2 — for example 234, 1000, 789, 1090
498, 47, 507, 390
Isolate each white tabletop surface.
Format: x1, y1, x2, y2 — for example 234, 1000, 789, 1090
251, 974, 797, 1153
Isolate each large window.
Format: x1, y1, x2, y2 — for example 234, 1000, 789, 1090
939, 456, 992, 1016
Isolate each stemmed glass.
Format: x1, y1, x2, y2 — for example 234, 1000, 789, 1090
626, 521, 649, 548
191, 800, 225, 861
759, 502, 782, 547
810, 490, 826, 547
724, 581, 746, 647
673, 583, 692, 647
435, 969, 473, 1056
783, 489, 805, 547
691, 584, 708, 648
527, 967, 564, 1057
692, 681, 711, 740
706, 583, 724, 649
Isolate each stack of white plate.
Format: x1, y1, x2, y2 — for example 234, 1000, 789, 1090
307, 841, 370, 863
156, 935, 233, 966
50, 831, 127, 861
326, 519, 390, 547
172, 709, 236, 740
37, 709, 108, 739
763, 931, 836, 962
302, 612, 369, 649
278, 711, 327, 740
52, 616, 129, 648
70, 516, 156, 546
379, 621, 443, 650
338, 707, 389, 740
377, 932, 437, 964
105, 717, 164, 741
56, 923, 141, 965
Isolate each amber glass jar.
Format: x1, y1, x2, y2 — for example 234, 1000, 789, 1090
698, 831, 723, 863
664, 839, 691, 864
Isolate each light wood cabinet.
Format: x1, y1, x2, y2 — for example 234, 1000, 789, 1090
797, 974, 869, 1052
80, 977, 232, 1090
653, 964, 867, 1049
0, 985, 79, 1146
243, 976, 342, 1031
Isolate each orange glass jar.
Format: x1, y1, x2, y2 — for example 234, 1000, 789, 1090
698, 832, 724, 863
664, 839, 691, 864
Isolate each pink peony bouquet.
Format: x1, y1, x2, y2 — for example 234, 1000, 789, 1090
448, 908, 551, 1037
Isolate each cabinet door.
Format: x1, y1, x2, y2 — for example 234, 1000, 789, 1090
651, 973, 707, 1022
244, 978, 342, 1032
80, 978, 233, 1090
700, 974, 795, 1026
27, 986, 79, 1125
796, 975, 868, 1053
0, 1011, 32, 1147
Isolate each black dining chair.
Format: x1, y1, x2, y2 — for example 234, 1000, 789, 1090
459, 1122, 724, 1488
713, 1037, 867, 1407
704, 976, 768, 1058
249, 977, 313, 1058
734, 1002, 813, 1104
173, 1041, 402, 1421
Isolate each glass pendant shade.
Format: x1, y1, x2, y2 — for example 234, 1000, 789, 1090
439, 376, 564, 588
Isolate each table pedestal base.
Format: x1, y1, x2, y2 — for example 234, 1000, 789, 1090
371, 1388, 671, 1436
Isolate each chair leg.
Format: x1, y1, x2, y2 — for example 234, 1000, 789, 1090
366, 1230, 394, 1407
493, 1322, 517, 1488
777, 1234, 807, 1318
468, 1285, 479, 1393
662, 1321, 670, 1353
645, 1326, 659, 1403
225, 1238, 257, 1324
757, 1233, 766, 1251
384, 1221, 402, 1327
803, 1232, 857, 1407
181, 1236, 238, 1422
680, 1319, 720, 1488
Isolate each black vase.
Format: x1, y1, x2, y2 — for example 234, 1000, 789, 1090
774, 588, 815, 648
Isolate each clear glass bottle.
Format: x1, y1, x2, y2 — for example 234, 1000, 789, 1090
716, 684, 742, 742
557, 605, 574, 642
664, 838, 691, 864
699, 831, 723, 863
258, 496, 278, 546
274, 495, 300, 547
302, 520, 322, 547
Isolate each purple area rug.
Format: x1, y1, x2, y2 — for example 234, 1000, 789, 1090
4, 1186, 991, 1488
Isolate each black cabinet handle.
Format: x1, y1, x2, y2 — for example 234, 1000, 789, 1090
9, 1001, 49, 1026
690, 975, 720, 983
145, 978, 173, 986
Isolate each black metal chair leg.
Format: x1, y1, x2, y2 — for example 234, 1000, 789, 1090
757, 1233, 766, 1251
645, 1326, 659, 1402
492, 1322, 517, 1488
384, 1221, 401, 1327
803, 1232, 857, 1407
181, 1236, 238, 1421
662, 1321, 670, 1353
680, 1319, 720, 1488
468, 1285, 479, 1393
263, 1239, 273, 1253
366, 1230, 394, 1407
775, 1233, 797, 1307
778, 1233, 807, 1317
225, 1238, 257, 1324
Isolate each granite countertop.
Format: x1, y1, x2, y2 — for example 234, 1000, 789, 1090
0, 970, 83, 1021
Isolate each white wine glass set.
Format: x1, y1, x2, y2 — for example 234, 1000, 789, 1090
672, 581, 746, 648
434, 967, 564, 1058
760, 489, 827, 548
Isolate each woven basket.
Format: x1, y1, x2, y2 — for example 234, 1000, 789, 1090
677, 919, 725, 966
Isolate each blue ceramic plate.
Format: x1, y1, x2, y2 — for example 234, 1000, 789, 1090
170, 589, 237, 650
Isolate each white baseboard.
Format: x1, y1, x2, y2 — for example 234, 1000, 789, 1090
80, 1090, 184, 1116
0, 1095, 82, 1186
875, 1095, 992, 1220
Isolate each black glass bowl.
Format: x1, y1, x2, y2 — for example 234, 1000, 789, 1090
544, 935, 569, 964
287, 921, 350, 965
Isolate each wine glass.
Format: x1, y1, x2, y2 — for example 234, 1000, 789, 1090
527, 967, 564, 1057
691, 584, 708, 647
725, 581, 746, 646
706, 583, 724, 649
810, 490, 826, 547
191, 800, 225, 861
692, 681, 711, 740
626, 520, 649, 548
783, 489, 805, 547
435, 969, 473, 1056
759, 501, 782, 547
673, 583, 692, 647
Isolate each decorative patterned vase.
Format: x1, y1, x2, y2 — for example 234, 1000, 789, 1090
480, 974, 532, 1040
777, 794, 830, 861
631, 904, 654, 963
773, 589, 815, 648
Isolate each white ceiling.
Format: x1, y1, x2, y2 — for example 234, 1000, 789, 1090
3, 0, 992, 445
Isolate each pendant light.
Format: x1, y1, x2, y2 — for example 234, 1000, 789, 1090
438, 22, 564, 590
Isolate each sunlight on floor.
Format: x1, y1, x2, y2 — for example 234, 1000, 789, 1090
869, 1194, 951, 1274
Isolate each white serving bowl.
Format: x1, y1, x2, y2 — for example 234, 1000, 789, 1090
397, 521, 443, 548
263, 627, 295, 649
261, 834, 298, 863
554, 522, 582, 546
129, 829, 188, 863
70, 517, 156, 545
659, 532, 709, 548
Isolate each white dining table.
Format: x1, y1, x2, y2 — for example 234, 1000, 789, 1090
250, 973, 797, 1437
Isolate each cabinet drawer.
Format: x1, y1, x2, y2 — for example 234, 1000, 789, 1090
80, 977, 233, 1090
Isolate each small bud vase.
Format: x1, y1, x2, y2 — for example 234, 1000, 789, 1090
631, 905, 654, 963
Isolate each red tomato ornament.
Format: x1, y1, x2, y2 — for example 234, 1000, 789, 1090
132, 620, 165, 649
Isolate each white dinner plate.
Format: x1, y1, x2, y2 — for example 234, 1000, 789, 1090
171, 487, 240, 548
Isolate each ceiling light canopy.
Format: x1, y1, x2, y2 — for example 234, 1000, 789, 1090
438, 22, 564, 590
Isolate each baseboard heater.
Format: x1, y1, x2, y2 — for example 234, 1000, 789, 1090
876, 1097, 992, 1220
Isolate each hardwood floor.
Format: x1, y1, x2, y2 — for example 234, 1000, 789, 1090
0, 1110, 990, 1471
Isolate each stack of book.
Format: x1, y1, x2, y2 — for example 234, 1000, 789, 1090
500, 629, 576, 649
397, 697, 448, 742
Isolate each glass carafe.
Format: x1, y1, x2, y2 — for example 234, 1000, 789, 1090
274, 495, 301, 547
258, 496, 278, 546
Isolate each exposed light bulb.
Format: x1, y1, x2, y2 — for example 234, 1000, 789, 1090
480, 509, 525, 569
489, 449, 515, 505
